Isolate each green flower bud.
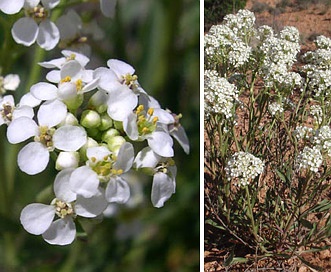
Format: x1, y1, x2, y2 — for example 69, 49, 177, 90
102, 128, 120, 143
114, 120, 123, 131
99, 113, 113, 131
64, 94, 84, 111
81, 110, 101, 128
107, 135, 126, 153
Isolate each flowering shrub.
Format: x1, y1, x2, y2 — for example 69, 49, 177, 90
0, 2, 198, 269
205, 9, 331, 268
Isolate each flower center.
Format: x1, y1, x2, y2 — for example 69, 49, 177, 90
60, 76, 83, 92
89, 155, 123, 182
135, 105, 158, 135
0, 103, 14, 124
155, 159, 175, 174
123, 73, 138, 88
35, 126, 55, 150
27, 5, 48, 22
52, 199, 75, 219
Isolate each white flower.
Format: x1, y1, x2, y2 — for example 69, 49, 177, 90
20, 169, 107, 245
94, 59, 140, 121
123, 105, 174, 157
0, 95, 34, 126
31, 60, 98, 105
134, 147, 177, 208
11, 0, 60, 50
69, 143, 134, 203
0, 0, 24, 14
0, 74, 20, 95
7, 100, 87, 175
100, 0, 117, 18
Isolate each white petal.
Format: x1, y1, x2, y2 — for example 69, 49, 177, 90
7, 117, 37, 144
54, 169, 76, 202
11, 17, 38, 46
37, 100, 67, 127
93, 67, 119, 91
134, 147, 160, 168
60, 60, 82, 79
12, 105, 34, 120
151, 172, 175, 208
38, 57, 65, 69
123, 112, 138, 140
107, 86, 137, 121
4, 74, 20, 90
87, 146, 110, 161
107, 59, 134, 78
55, 151, 79, 171
75, 190, 107, 218
105, 176, 130, 204
42, 218, 76, 245
41, 0, 60, 10
19, 93, 41, 107
170, 126, 190, 154
114, 142, 134, 172
69, 166, 99, 198
20, 203, 55, 235
53, 125, 87, 151
46, 70, 61, 83
37, 20, 60, 50
153, 108, 174, 124
147, 131, 174, 157
0, 0, 24, 14
18, 142, 49, 175
57, 82, 77, 100
100, 0, 117, 18
30, 82, 58, 101
24, 0, 40, 9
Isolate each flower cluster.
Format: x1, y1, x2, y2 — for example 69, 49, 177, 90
268, 101, 284, 116
204, 70, 238, 118
225, 152, 264, 187
3, 50, 189, 245
295, 146, 323, 173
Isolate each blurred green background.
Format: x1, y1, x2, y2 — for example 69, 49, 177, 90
0, 0, 200, 271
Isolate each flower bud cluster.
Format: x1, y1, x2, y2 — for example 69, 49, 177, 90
2, 50, 189, 245
225, 152, 264, 187
204, 70, 238, 118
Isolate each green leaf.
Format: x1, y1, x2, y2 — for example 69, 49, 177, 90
205, 219, 226, 231
224, 250, 234, 267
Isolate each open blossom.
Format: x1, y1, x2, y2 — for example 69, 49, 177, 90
69, 143, 134, 203
123, 105, 175, 157
0, 95, 34, 126
11, 0, 60, 50
7, 100, 87, 174
296, 146, 323, 173
20, 169, 107, 245
134, 147, 177, 208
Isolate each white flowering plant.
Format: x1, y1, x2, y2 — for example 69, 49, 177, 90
205, 9, 331, 268
0, 0, 199, 270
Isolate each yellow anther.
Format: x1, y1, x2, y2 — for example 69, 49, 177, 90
138, 115, 146, 122
75, 79, 83, 91
91, 157, 97, 163
103, 155, 109, 161
78, 37, 88, 43
136, 105, 144, 114
117, 169, 123, 175
152, 117, 158, 124
147, 108, 154, 116
67, 54, 76, 61
61, 76, 71, 83
142, 127, 149, 134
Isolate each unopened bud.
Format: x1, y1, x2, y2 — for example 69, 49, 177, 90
81, 110, 101, 128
